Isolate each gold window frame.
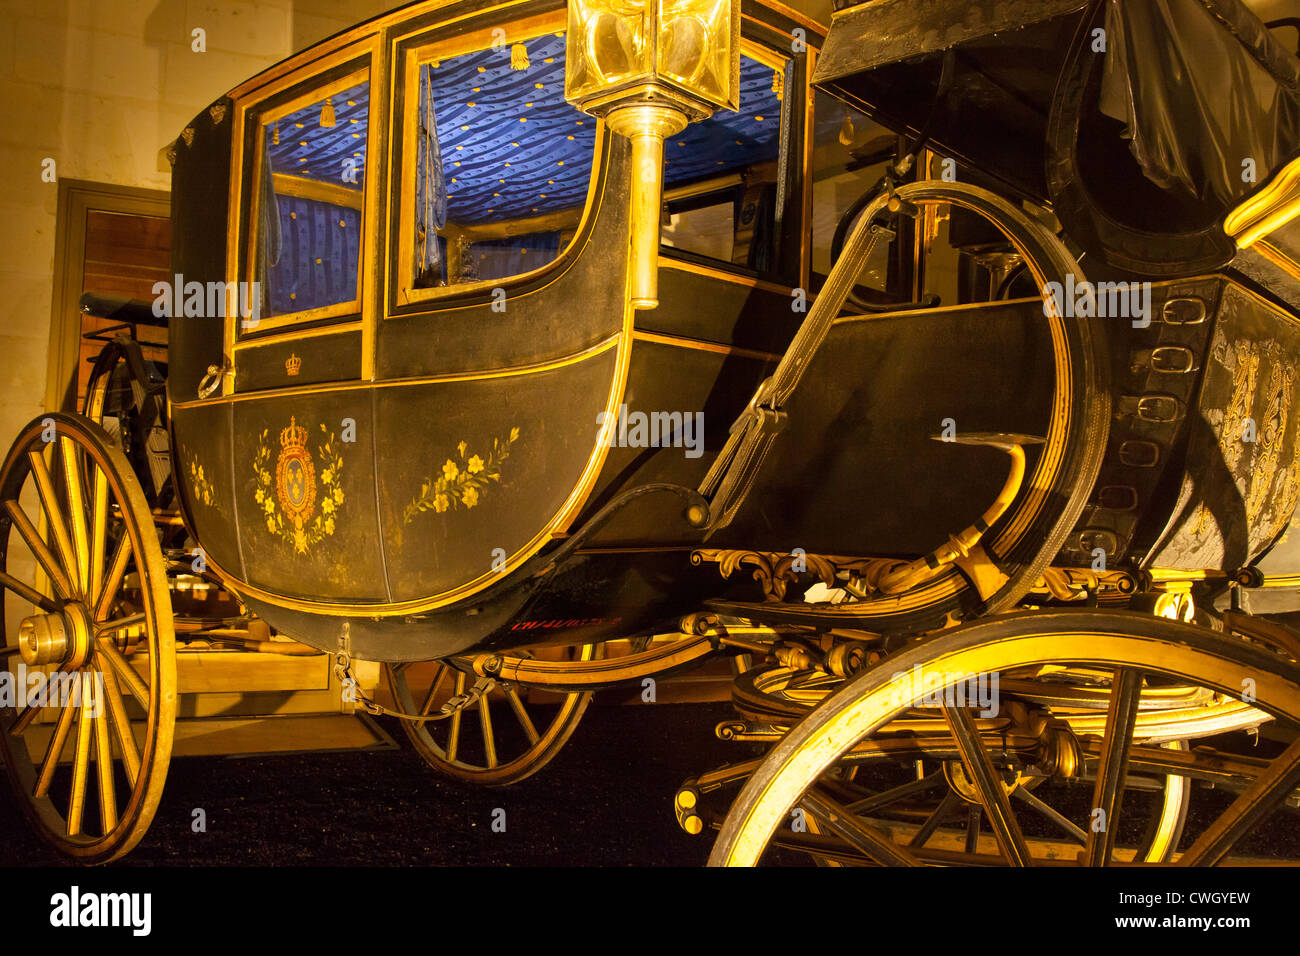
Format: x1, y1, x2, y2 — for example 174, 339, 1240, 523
390, 8, 606, 310
230, 41, 381, 351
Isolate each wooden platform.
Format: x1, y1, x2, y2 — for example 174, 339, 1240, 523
16, 712, 394, 765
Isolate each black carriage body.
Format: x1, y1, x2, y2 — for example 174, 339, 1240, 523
167, 0, 1300, 662
811, 0, 1300, 572
167, 0, 828, 660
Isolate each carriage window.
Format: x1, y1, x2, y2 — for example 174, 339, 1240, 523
410, 32, 596, 289
253, 75, 369, 322
810, 94, 898, 295
660, 54, 784, 272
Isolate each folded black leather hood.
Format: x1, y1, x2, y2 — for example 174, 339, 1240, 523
1099, 0, 1300, 207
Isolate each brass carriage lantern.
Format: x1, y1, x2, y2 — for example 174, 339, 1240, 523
565, 0, 741, 309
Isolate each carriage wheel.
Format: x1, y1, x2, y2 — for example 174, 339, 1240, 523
725, 660, 1198, 863
0, 413, 176, 862
711, 610, 1300, 866
384, 644, 594, 785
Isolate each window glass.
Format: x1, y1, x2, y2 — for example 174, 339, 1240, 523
810, 92, 892, 293
660, 54, 784, 272
256, 78, 369, 319
413, 33, 597, 288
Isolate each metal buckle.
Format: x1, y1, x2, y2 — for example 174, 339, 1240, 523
1118, 440, 1161, 468
1071, 529, 1119, 555
1136, 395, 1184, 423
1151, 346, 1198, 373
1162, 297, 1207, 325
1097, 485, 1139, 512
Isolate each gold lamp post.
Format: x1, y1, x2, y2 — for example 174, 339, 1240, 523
565, 0, 740, 309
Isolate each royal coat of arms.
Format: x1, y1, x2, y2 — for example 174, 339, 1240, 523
253, 417, 345, 554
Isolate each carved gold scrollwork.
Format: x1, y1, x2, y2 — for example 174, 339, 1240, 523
1246, 361, 1293, 524
691, 549, 911, 603
1031, 567, 1137, 601
1221, 341, 1260, 475
1192, 341, 1295, 538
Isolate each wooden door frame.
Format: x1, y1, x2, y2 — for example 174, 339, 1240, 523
45, 179, 170, 412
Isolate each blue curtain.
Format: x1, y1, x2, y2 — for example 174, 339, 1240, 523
416, 70, 448, 283
267, 196, 362, 314
261, 80, 369, 316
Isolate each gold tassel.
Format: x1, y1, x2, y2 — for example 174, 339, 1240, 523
272, 123, 279, 145
772, 69, 784, 102
838, 111, 854, 147
320, 96, 336, 127
511, 42, 529, 70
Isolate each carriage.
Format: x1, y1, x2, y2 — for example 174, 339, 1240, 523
4, 0, 1300, 864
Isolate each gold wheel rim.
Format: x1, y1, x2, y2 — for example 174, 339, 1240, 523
713, 611, 1300, 866
384, 643, 594, 785
0, 413, 176, 862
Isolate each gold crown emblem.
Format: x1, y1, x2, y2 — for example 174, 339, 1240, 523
279, 416, 308, 451
285, 353, 302, 376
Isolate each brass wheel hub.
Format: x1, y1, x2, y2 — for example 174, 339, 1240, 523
18, 603, 92, 667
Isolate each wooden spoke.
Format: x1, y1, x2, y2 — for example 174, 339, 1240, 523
100, 665, 140, 788
96, 612, 147, 635
4, 500, 74, 599
92, 673, 118, 834
11, 661, 73, 736
1180, 734, 1300, 866
802, 785, 922, 866
27, 449, 79, 592
418, 663, 449, 717
964, 805, 982, 855
34, 694, 78, 798
943, 703, 1032, 866
1083, 667, 1143, 866
478, 692, 498, 769
910, 789, 963, 848
96, 637, 149, 708
0, 569, 59, 613
1013, 784, 1088, 844
711, 614, 1300, 868
0, 414, 176, 862
59, 437, 91, 595
88, 465, 108, 605
504, 686, 541, 745
67, 677, 94, 836
384, 648, 593, 786
446, 671, 465, 763
94, 535, 133, 621
845, 771, 945, 816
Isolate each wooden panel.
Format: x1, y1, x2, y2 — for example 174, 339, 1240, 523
78, 209, 172, 403
134, 649, 331, 694
18, 713, 394, 763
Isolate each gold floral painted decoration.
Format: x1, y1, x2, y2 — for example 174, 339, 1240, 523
404, 428, 519, 524
253, 417, 346, 554
181, 445, 218, 509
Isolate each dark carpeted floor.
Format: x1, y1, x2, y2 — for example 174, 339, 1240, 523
0, 702, 750, 866
1, 701, 1296, 866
